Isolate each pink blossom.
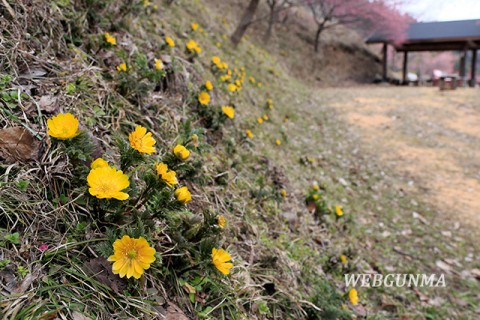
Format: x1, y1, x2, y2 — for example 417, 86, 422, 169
305, 0, 411, 43
38, 244, 49, 252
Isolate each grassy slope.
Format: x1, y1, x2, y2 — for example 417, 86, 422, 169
1, 0, 479, 319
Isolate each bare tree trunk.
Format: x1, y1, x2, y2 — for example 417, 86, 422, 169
314, 25, 323, 53
231, 0, 261, 47
263, 5, 277, 43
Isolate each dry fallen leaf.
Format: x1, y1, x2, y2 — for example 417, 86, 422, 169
0, 127, 41, 163
83, 257, 127, 293
412, 211, 428, 224
470, 268, 480, 280
161, 54, 172, 64
72, 311, 91, 320
38, 95, 58, 113
413, 287, 429, 302
352, 303, 367, 317
435, 260, 452, 273
19, 67, 47, 79
0, 268, 17, 293
165, 302, 189, 320
428, 296, 445, 307
12, 272, 38, 294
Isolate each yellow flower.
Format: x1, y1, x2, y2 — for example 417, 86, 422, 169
104, 32, 116, 45
205, 80, 213, 91
280, 189, 287, 198
186, 40, 201, 53
155, 163, 178, 186
275, 139, 281, 145
165, 36, 175, 47
175, 186, 192, 204
313, 194, 319, 200
91, 157, 109, 169
211, 248, 233, 275
173, 144, 190, 160
340, 255, 348, 265
155, 58, 163, 70
217, 215, 226, 228
191, 134, 199, 147
212, 56, 221, 66
191, 22, 199, 31
335, 205, 344, 217
129, 126, 156, 154
198, 91, 210, 105
258, 82, 262, 87
267, 99, 273, 109
263, 114, 269, 121
349, 288, 358, 305
108, 235, 156, 279
222, 106, 235, 119
216, 42, 221, 48
313, 184, 319, 191
246, 129, 253, 139
117, 63, 127, 72
143, 0, 151, 7
221, 62, 228, 70
249, 76, 256, 84
87, 165, 129, 200
227, 84, 237, 92
47, 113, 80, 140
257, 117, 263, 124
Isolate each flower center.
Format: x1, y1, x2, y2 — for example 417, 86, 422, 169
98, 182, 114, 195
127, 250, 137, 259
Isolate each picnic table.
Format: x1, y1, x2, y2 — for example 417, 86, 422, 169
439, 75, 459, 90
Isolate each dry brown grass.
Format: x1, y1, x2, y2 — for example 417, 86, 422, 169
330, 86, 480, 231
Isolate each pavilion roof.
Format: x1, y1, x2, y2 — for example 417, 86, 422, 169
367, 19, 480, 51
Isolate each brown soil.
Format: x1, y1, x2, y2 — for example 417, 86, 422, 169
327, 86, 480, 227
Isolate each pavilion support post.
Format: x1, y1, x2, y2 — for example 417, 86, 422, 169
382, 42, 388, 82
459, 50, 467, 87
402, 51, 408, 85
459, 51, 467, 77
470, 49, 477, 87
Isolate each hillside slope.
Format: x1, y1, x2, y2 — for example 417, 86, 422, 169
205, 0, 383, 85
1, 1, 479, 320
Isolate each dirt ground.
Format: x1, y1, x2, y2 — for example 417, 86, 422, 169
326, 86, 480, 229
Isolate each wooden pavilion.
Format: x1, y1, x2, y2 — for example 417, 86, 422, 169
367, 19, 480, 86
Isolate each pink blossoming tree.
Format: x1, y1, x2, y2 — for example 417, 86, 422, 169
304, 0, 411, 52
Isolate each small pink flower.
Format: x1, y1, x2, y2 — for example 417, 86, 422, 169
38, 244, 48, 252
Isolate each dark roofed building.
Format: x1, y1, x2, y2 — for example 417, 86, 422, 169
367, 19, 480, 86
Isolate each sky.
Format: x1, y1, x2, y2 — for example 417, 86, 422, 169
400, 0, 480, 22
